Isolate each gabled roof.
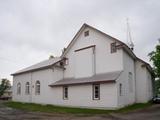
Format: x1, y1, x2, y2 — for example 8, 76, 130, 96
49, 71, 122, 87
61, 23, 136, 59
11, 57, 61, 76
12, 23, 153, 76
61, 23, 152, 73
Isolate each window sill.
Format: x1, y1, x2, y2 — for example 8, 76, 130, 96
63, 98, 68, 100
93, 98, 100, 100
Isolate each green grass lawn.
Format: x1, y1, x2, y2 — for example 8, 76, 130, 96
4, 101, 152, 114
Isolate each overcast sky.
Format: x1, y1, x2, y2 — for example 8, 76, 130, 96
0, 0, 159, 81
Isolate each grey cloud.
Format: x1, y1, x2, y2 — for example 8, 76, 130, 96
0, 0, 159, 81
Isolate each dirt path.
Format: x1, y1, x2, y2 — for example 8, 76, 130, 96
112, 104, 160, 120
0, 101, 160, 120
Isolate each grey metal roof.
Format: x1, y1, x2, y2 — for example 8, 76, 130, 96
49, 71, 122, 86
12, 57, 61, 75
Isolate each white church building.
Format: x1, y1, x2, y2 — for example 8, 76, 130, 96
12, 24, 154, 109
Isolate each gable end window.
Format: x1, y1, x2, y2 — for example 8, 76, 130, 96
63, 86, 68, 100
93, 84, 100, 100
35, 81, 40, 95
84, 30, 89, 37
111, 42, 117, 53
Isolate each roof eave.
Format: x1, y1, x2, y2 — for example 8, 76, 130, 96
11, 65, 51, 76
49, 80, 116, 87
61, 23, 87, 57
116, 44, 137, 60
11, 59, 65, 76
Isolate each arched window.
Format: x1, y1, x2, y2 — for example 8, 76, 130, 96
128, 72, 133, 92
119, 83, 122, 96
17, 83, 21, 95
25, 82, 30, 95
35, 81, 40, 95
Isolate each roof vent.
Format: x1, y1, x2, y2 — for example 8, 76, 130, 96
49, 55, 54, 59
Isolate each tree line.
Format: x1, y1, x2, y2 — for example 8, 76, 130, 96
149, 40, 160, 96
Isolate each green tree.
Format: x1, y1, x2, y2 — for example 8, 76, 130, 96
155, 80, 160, 95
148, 41, 160, 95
0, 78, 11, 97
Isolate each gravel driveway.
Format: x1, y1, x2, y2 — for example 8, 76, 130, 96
0, 101, 160, 120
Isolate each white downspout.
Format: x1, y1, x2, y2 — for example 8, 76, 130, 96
30, 72, 33, 103
134, 60, 137, 103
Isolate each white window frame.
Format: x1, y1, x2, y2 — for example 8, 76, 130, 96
93, 84, 100, 100
84, 30, 89, 37
35, 81, 40, 95
17, 83, 21, 95
63, 86, 68, 100
25, 82, 30, 95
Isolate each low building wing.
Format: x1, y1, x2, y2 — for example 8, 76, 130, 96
49, 71, 122, 86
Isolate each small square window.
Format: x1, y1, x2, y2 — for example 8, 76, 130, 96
84, 31, 89, 37
111, 42, 117, 53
